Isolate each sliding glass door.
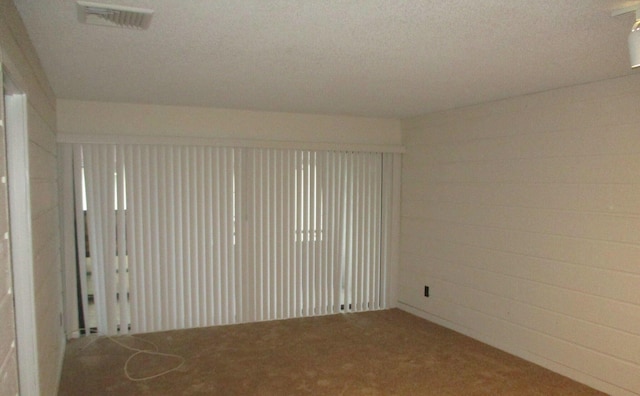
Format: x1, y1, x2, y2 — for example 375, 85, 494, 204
63, 143, 399, 335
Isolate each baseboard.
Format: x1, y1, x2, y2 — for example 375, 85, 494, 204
397, 302, 635, 396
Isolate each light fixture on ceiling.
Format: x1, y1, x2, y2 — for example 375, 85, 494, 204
612, 4, 640, 68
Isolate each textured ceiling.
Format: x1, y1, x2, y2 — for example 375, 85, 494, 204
12, 0, 640, 118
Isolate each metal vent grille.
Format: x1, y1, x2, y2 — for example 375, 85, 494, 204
77, 1, 153, 30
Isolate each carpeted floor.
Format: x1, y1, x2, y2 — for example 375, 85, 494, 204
58, 309, 604, 395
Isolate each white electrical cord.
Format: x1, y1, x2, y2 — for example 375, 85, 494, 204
74, 329, 186, 381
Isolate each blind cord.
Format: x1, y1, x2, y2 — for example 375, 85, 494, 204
73, 329, 186, 381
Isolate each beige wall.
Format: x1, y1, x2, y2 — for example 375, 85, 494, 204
57, 99, 402, 148
399, 74, 640, 395
0, 0, 63, 395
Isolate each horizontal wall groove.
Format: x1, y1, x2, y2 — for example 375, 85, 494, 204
400, 231, 640, 277
401, 73, 640, 394
403, 121, 640, 149
29, 137, 56, 156
463, 299, 640, 373
398, 303, 639, 396
27, 104, 56, 143
400, 286, 640, 371
402, 198, 640, 218
401, 174, 640, 185
400, 222, 640, 275
402, 260, 640, 324
4, 16, 57, 113
1, 31, 56, 134
2, 2, 62, 394
522, 351, 639, 396
401, 215, 640, 246
401, 180, 640, 187
405, 152, 640, 167
401, 250, 640, 310
404, 279, 640, 366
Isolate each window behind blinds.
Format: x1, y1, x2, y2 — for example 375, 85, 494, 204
69, 143, 398, 335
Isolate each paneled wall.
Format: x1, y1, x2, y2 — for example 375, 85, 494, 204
30, 99, 60, 395
399, 74, 640, 395
0, 0, 63, 394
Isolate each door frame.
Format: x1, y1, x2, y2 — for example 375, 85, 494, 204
4, 70, 40, 396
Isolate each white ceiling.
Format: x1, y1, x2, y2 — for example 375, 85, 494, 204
13, 0, 640, 118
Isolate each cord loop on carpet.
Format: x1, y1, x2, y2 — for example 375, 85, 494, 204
73, 329, 186, 381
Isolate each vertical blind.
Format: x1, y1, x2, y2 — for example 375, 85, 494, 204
70, 143, 398, 335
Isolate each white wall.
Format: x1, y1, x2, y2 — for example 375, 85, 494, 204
57, 99, 402, 149
0, 0, 63, 395
399, 73, 640, 395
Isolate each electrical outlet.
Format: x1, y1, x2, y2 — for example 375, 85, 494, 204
424, 285, 429, 297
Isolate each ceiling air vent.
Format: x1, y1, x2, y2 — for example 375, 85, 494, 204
77, 1, 153, 30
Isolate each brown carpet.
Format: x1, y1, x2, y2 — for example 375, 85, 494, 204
58, 309, 603, 395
